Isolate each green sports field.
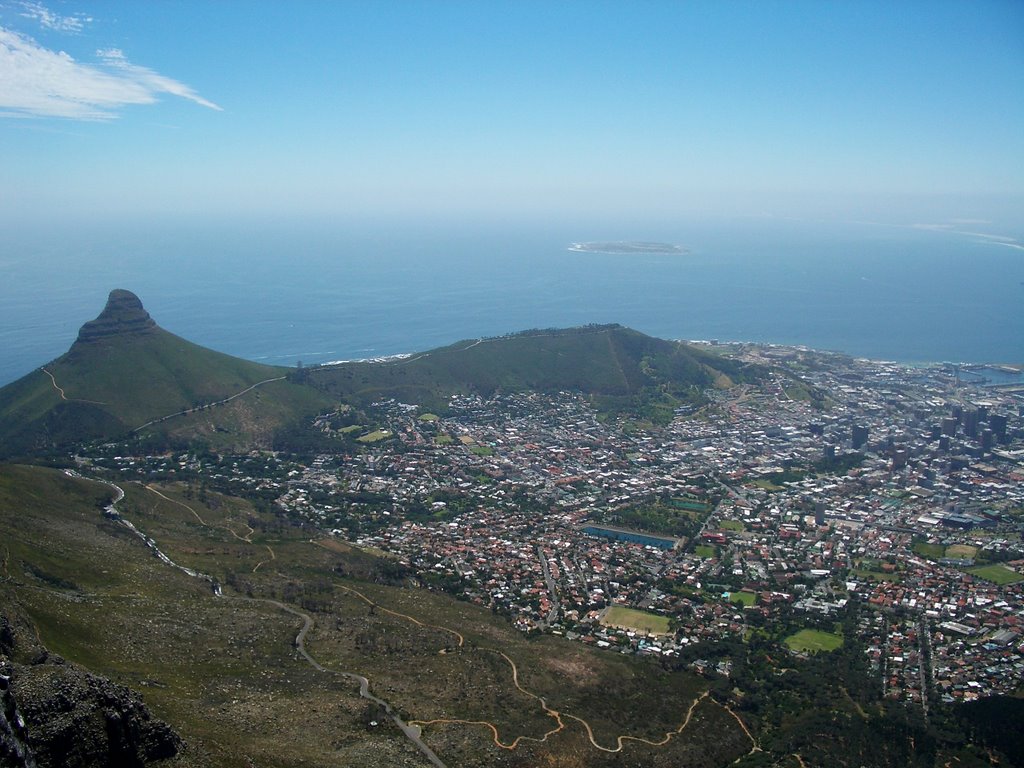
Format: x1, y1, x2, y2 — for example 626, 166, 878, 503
601, 606, 672, 635
945, 544, 978, 559
726, 590, 757, 606
356, 429, 391, 443
968, 564, 1023, 585
784, 629, 843, 653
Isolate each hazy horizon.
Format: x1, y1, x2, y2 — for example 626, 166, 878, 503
2, 1, 1023, 226
1, 214, 1021, 387
2, 1, 1023, 383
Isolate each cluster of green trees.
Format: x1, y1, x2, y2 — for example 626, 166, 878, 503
592, 492, 716, 538
671, 602, 1021, 767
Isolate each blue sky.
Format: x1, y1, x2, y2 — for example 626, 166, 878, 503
1, 0, 1022, 228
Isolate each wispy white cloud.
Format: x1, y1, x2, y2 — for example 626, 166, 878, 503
18, 0, 92, 33
96, 47, 221, 111
0, 26, 221, 119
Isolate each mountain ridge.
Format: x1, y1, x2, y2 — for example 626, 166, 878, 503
0, 290, 330, 457
0, 290, 761, 457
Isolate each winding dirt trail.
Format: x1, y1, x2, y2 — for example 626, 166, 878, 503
332, 582, 465, 648
41, 367, 107, 405
144, 484, 276, 573
723, 703, 757, 745
410, 646, 567, 750
562, 690, 711, 753
326, 559, 732, 757
42, 368, 67, 400
237, 596, 446, 768
76, 473, 446, 767
721, 702, 761, 764
80, 473, 751, 764
411, 711, 564, 751
252, 544, 276, 572
145, 484, 208, 524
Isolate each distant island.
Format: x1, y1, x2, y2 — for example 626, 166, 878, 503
568, 240, 688, 255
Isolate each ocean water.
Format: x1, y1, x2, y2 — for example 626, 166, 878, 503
2, 216, 1022, 386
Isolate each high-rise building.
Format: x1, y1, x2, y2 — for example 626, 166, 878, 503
852, 424, 869, 449
989, 413, 1008, 441
891, 449, 909, 470
963, 409, 980, 438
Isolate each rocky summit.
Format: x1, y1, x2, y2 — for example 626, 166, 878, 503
74, 290, 157, 345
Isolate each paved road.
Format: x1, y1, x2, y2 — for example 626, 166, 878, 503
132, 376, 287, 433
70, 472, 446, 768
262, 599, 447, 768
536, 545, 560, 628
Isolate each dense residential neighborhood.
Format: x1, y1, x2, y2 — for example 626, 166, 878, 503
89, 344, 1024, 714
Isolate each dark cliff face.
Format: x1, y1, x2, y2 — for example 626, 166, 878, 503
1, 665, 37, 768
13, 661, 182, 768
0, 614, 181, 768
74, 290, 157, 345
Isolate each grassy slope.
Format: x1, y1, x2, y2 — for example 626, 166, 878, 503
0, 328, 333, 455
0, 322, 761, 454
0, 464, 751, 768
314, 325, 758, 413
52, 328, 281, 423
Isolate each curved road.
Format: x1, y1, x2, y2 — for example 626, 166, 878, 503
132, 376, 287, 433
71, 472, 758, 765
69, 472, 446, 768
255, 598, 446, 768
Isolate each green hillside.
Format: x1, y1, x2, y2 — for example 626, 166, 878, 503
312, 324, 759, 420
0, 290, 331, 456
0, 463, 752, 768
0, 295, 761, 457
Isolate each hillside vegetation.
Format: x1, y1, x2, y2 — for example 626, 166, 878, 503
0, 291, 331, 456
0, 464, 752, 767
312, 324, 758, 421
0, 296, 760, 458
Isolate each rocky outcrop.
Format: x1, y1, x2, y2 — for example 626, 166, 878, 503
1, 663, 37, 768
12, 661, 181, 768
0, 613, 181, 767
74, 290, 157, 344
